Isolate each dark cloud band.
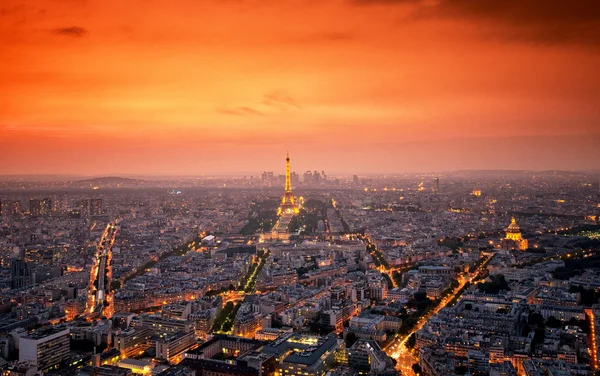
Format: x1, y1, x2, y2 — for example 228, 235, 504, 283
52, 26, 87, 37
352, 0, 600, 46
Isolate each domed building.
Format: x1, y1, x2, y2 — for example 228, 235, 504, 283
501, 217, 528, 251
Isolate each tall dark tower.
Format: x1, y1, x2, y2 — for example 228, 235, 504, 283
30, 199, 42, 216
278, 152, 299, 215
11, 259, 32, 289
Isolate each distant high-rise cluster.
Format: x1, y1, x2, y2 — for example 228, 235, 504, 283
304, 170, 326, 184
29, 198, 52, 216
261, 167, 326, 186
261, 171, 274, 181
81, 198, 103, 218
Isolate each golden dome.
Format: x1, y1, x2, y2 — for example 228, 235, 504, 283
506, 217, 521, 233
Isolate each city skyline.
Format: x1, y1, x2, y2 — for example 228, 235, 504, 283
2, 168, 599, 376
2, 0, 599, 368
2, 0, 600, 175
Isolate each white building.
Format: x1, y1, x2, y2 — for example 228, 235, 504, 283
19, 327, 70, 372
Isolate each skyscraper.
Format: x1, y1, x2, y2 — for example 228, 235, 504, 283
313, 170, 321, 182
304, 170, 313, 184
81, 199, 90, 218
30, 199, 42, 216
11, 258, 33, 289
41, 198, 52, 215
433, 177, 440, 192
291, 171, 300, 186
12, 200, 22, 216
91, 198, 103, 216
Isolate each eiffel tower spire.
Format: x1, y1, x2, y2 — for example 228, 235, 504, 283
285, 151, 292, 193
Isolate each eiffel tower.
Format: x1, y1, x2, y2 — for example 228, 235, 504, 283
278, 152, 299, 215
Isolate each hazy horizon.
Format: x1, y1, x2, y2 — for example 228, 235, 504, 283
0, 165, 599, 182
1, 133, 600, 176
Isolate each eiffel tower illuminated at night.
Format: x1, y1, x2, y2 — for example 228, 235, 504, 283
278, 152, 299, 215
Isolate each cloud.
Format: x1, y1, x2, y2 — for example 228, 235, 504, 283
218, 91, 301, 117
351, 0, 600, 46
218, 106, 264, 116
351, 0, 419, 5
52, 26, 87, 37
288, 32, 357, 44
316, 32, 356, 42
262, 91, 301, 109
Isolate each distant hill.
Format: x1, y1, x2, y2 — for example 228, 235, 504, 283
452, 170, 592, 176
76, 176, 141, 184
70, 176, 145, 188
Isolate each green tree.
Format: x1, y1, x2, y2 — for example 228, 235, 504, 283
412, 363, 422, 375
532, 327, 546, 348
546, 316, 562, 328
528, 312, 545, 327
345, 332, 358, 348
477, 274, 510, 294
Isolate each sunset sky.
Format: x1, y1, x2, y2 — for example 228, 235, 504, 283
1, 0, 599, 175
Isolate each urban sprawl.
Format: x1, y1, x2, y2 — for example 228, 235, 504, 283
1, 156, 600, 376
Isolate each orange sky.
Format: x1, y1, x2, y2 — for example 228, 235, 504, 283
1, 0, 599, 175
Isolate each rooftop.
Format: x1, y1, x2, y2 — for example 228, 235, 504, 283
22, 326, 69, 340
262, 333, 339, 366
